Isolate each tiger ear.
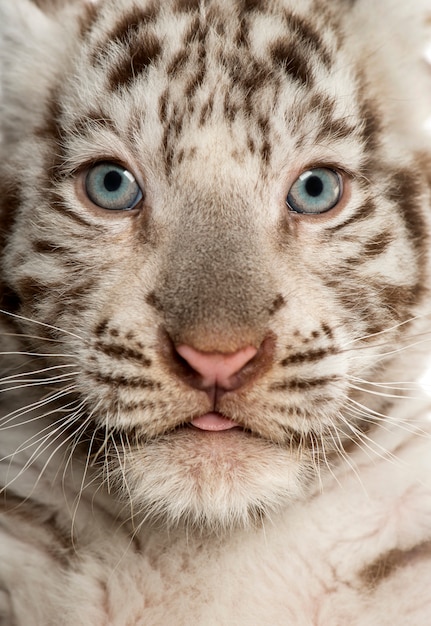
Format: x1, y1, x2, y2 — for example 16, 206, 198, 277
0, 0, 92, 145
346, 0, 431, 150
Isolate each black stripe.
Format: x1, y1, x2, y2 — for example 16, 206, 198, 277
270, 376, 339, 392
237, 0, 264, 14
387, 167, 424, 244
359, 97, 382, 152
108, 32, 162, 90
0, 179, 20, 255
34, 85, 63, 145
94, 341, 152, 367
359, 541, 431, 589
310, 94, 356, 143
281, 347, 337, 367
327, 199, 376, 233
86, 371, 161, 390
268, 294, 286, 316
380, 284, 422, 315
270, 40, 313, 86
32, 240, 73, 255
67, 111, 116, 138
48, 192, 104, 230
362, 231, 393, 258
16, 276, 59, 303
166, 49, 190, 78
91, 4, 160, 65
173, 0, 201, 12
284, 11, 333, 68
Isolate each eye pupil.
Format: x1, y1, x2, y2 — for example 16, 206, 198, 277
104, 170, 122, 193
305, 175, 324, 198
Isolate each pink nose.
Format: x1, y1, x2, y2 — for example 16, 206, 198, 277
175, 344, 258, 390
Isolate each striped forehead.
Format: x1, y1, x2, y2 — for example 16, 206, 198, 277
82, 0, 344, 91
58, 0, 370, 176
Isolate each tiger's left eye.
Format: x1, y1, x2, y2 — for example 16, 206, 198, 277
85, 162, 143, 211
286, 168, 342, 215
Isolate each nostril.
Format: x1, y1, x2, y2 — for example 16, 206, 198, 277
158, 328, 276, 394
175, 344, 258, 390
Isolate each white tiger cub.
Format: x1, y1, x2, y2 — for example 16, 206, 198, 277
1, 0, 431, 623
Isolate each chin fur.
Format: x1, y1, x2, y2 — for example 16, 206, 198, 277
110, 429, 313, 532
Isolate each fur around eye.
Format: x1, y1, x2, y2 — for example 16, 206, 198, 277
286, 168, 343, 214
85, 162, 143, 210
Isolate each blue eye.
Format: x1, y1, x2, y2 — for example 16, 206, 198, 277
286, 168, 342, 214
85, 162, 143, 210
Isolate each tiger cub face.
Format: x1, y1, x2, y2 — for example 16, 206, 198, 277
1, 0, 430, 530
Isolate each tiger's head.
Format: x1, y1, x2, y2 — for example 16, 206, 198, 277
1, 0, 431, 531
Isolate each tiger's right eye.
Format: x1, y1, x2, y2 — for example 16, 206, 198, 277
85, 162, 143, 211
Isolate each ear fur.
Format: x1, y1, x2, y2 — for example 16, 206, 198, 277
346, 0, 431, 150
0, 0, 93, 145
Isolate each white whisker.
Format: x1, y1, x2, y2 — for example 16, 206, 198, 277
348, 375, 422, 391
340, 313, 427, 348
0, 385, 77, 427
0, 363, 77, 384
316, 431, 342, 489
68, 412, 101, 544
347, 381, 421, 401
1, 406, 85, 496
0, 331, 68, 344
0, 309, 84, 340
0, 373, 78, 395
0, 398, 81, 432
336, 410, 405, 467
345, 397, 429, 438
328, 424, 369, 496
0, 350, 78, 358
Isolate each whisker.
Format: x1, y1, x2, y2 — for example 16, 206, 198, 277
0, 331, 68, 344
308, 433, 324, 492
0, 363, 77, 384
345, 397, 428, 437
1, 407, 86, 496
336, 410, 406, 467
67, 412, 101, 544
340, 313, 426, 348
346, 381, 421, 401
346, 395, 414, 423
114, 431, 134, 519
327, 424, 368, 493
315, 431, 342, 489
0, 398, 81, 432
0, 309, 84, 341
18, 416, 95, 513
62, 402, 102, 484
0, 350, 78, 358
0, 373, 78, 395
1, 408, 81, 463
348, 375, 423, 391
0, 385, 78, 428
348, 337, 431, 362
31, 411, 89, 487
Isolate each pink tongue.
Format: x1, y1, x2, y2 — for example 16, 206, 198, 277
191, 413, 239, 432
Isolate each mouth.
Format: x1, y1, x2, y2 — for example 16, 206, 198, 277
189, 412, 241, 432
